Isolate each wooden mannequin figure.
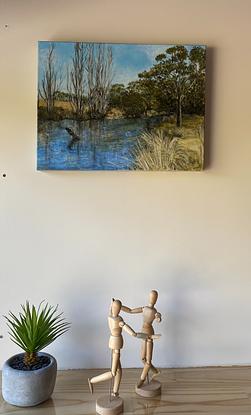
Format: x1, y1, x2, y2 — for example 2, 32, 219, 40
122, 290, 162, 397
88, 299, 149, 415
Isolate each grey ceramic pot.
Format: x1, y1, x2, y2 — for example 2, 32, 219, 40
2, 352, 57, 407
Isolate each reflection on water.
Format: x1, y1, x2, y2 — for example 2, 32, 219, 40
37, 116, 163, 170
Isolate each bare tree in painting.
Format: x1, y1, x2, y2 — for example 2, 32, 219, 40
39, 43, 61, 114
67, 42, 86, 120
86, 44, 113, 119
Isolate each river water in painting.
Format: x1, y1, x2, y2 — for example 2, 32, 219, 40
37, 116, 164, 170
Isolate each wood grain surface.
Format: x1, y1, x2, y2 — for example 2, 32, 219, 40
1, 367, 251, 414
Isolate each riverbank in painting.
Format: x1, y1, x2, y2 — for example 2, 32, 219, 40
37, 114, 204, 170
37, 42, 206, 170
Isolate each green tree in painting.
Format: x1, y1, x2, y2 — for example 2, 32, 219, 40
138, 46, 206, 127
184, 46, 206, 115
120, 82, 147, 117
109, 79, 160, 118
126, 80, 154, 116
109, 83, 125, 109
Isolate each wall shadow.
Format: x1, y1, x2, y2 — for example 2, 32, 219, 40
204, 46, 216, 169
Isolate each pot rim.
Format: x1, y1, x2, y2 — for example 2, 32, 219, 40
3, 352, 56, 374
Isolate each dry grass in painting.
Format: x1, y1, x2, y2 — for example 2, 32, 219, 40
133, 117, 204, 171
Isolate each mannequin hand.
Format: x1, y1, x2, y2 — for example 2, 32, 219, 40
136, 332, 148, 339
155, 312, 162, 322
151, 334, 161, 340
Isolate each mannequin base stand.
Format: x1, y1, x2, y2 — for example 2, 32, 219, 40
135, 380, 161, 398
96, 395, 124, 415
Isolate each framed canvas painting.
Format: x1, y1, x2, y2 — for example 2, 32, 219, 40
37, 42, 206, 171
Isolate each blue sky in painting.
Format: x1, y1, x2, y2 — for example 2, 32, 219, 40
38, 42, 206, 89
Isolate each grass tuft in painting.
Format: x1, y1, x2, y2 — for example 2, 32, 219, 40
132, 115, 204, 171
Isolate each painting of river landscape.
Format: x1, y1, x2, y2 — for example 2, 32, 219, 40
37, 42, 206, 170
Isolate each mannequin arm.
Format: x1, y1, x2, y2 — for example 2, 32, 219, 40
120, 321, 137, 336
119, 321, 147, 339
121, 305, 143, 314
151, 334, 161, 340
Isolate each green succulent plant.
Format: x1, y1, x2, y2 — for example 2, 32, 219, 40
5, 301, 70, 367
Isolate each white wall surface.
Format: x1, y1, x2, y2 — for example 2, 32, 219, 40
1, 0, 251, 369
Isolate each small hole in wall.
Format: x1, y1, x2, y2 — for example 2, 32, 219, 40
4, 24, 8, 28
2, 173, 6, 178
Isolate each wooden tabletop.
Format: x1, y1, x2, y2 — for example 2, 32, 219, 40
1, 367, 251, 414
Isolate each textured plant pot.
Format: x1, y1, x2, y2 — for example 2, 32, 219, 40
2, 352, 57, 407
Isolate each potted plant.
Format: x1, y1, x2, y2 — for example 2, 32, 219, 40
2, 301, 70, 407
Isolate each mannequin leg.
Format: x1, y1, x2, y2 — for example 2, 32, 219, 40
150, 363, 161, 380
111, 349, 120, 376
88, 371, 113, 394
141, 339, 147, 363
88, 350, 120, 394
138, 339, 153, 387
113, 357, 122, 396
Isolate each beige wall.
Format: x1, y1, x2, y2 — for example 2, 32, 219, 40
1, 0, 251, 369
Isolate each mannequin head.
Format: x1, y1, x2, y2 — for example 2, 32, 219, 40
111, 299, 122, 317
148, 290, 158, 307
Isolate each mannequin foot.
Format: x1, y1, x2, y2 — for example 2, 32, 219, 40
88, 378, 93, 394
137, 379, 145, 388
151, 368, 161, 380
